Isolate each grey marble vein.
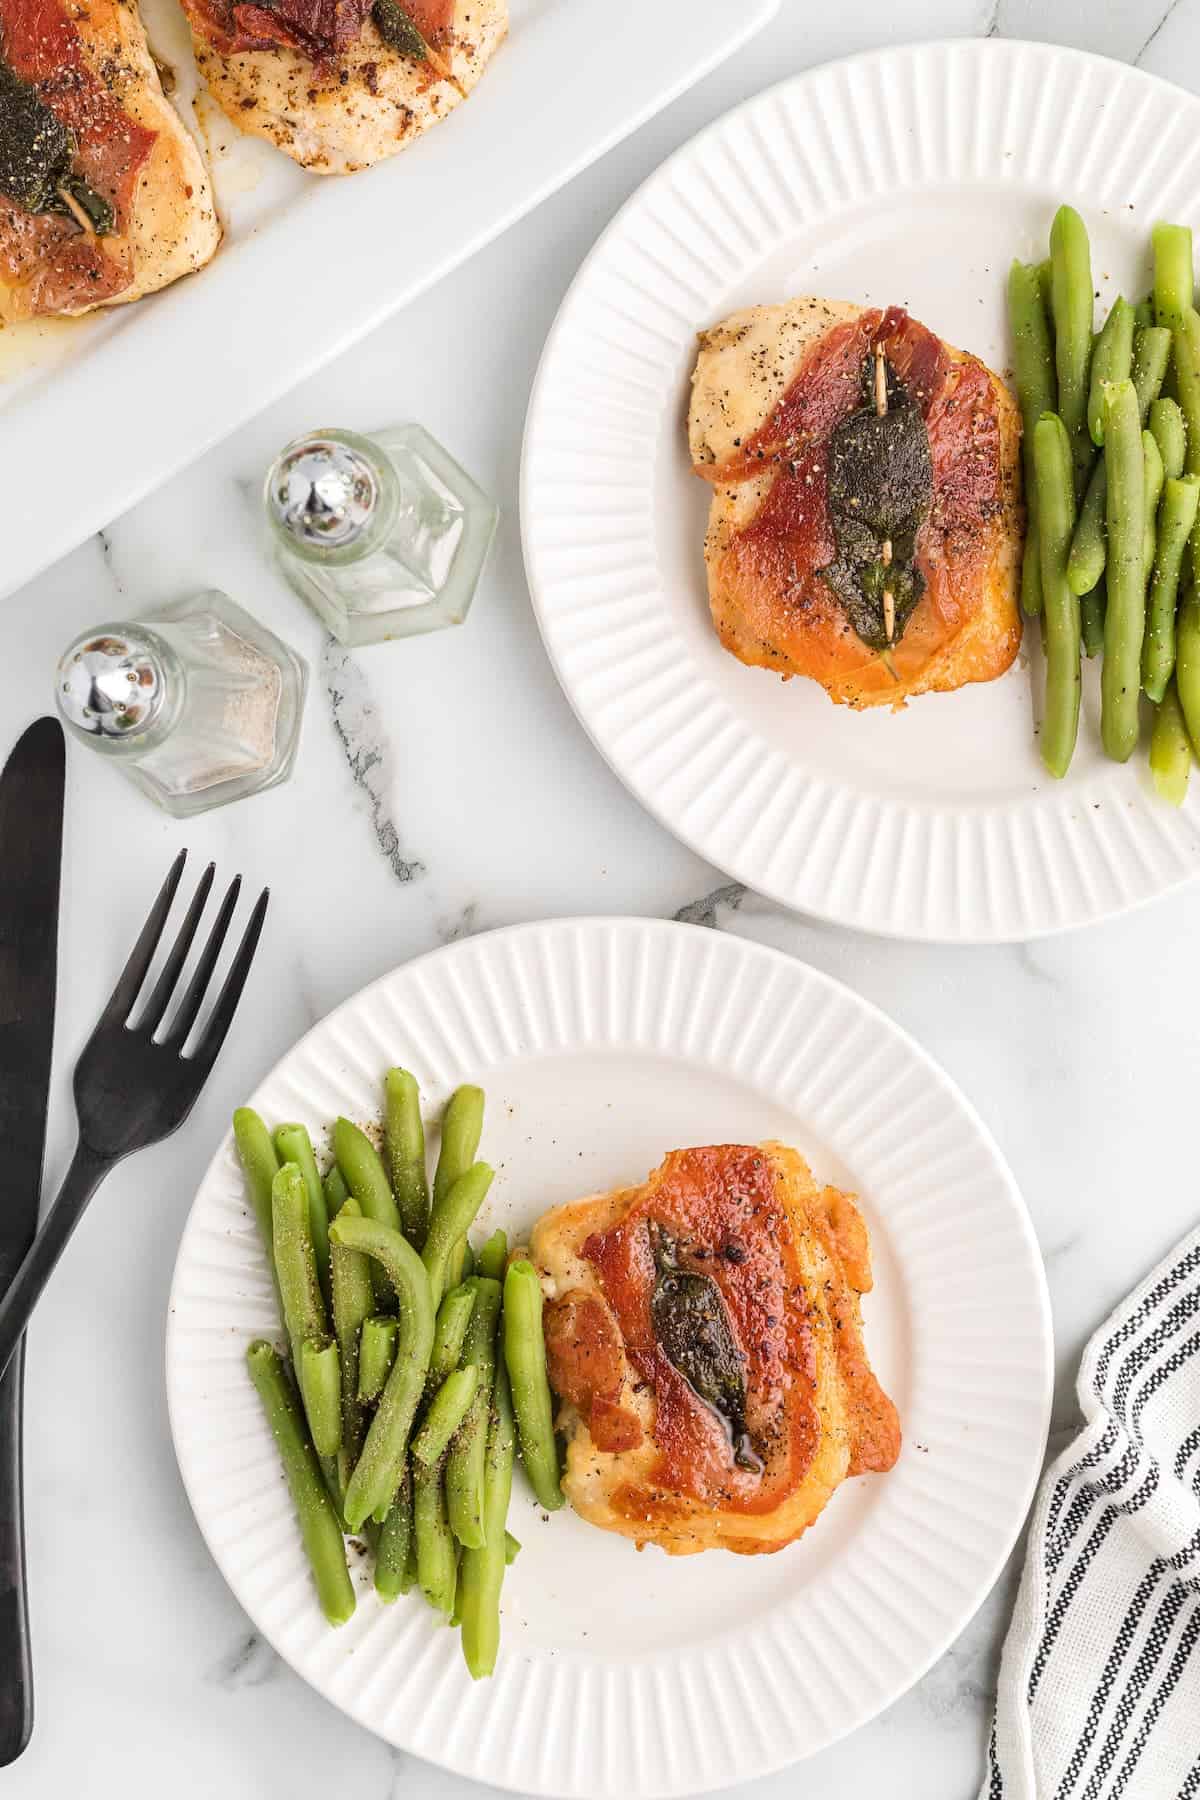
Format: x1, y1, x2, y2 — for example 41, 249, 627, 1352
205, 1630, 280, 1690
1135, 0, 1187, 63
673, 880, 747, 928
436, 901, 479, 944
322, 638, 425, 884
93, 526, 125, 599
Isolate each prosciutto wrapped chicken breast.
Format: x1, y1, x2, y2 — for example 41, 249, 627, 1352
179, 0, 506, 174
530, 1142, 900, 1556
0, 0, 220, 319
689, 299, 1022, 709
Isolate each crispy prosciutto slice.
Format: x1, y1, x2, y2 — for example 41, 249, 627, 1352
531, 1143, 900, 1556
0, 0, 220, 320
179, 0, 506, 176
688, 299, 1022, 709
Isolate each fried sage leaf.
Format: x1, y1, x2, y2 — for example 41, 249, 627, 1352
818, 353, 933, 651
0, 60, 74, 214
0, 61, 114, 234
49, 175, 115, 237
649, 1223, 761, 1472
372, 0, 429, 58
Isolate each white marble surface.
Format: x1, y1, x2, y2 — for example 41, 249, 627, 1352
7, 1, 1200, 1795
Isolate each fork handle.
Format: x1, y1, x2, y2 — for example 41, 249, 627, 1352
0, 1342, 32, 1765
0, 1144, 110, 1387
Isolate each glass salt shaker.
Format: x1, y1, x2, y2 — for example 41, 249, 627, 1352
264, 424, 499, 646
54, 591, 307, 818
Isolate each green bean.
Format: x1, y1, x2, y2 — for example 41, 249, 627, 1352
1036, 258, 1053, 318
233, 1108, 281, 1266
458, 1241, 475, 1281
1174, 586, 1200, 752
1009, 260, 1057, 614
274, 1124, 330, 1300
412, 1365, 480, 1466
327, 1212, 436, 1532
323, 1164, 349, 1221
332, 1116, 401, 1232
1088, 296, 1134, 445
413, 1454, 457, 1615
433, 1086, 485, 1208
1143, 428, 1165, 582
433, 1086, 485, 1289
1142, 476, 1200, 701
503, 1260, 564, 1511
430, 1282, 477, 1384
385, 1068, 430, 1249
1150, 396, 1187, 480
399, 1537, 419, 1595
1154, 222, 1194, 333
1134, 296, 1155, 330
358, 1314, 399, 1402
272, 1163, 327, 1366
246, 1340, 355, 1627
459, 1365, 516, 1680
332, 1117, 402, 1307
476, 1229, 507, 1282
1150, 678, 1193, 804
298, 1337, 342, 1459
1067, 458, 1107, 595
1132, 325, 1172, 423
445, 1276, 502, 1550
1171, 307, 1200, 478
1050, 204, 1095, 490
422, 1163, 494, 1311
1102, 378, 1149, 761
504, 1531, 521, 1565
374, 1463, 413, 1603
1081, 575, 1107, 659
330, 1198, 373, 1495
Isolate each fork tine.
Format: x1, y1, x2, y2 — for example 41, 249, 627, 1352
189, 887, 269, 1072
162, 875, 241, 1048
137, 862, 215, 1036
101, 849, 187, 1025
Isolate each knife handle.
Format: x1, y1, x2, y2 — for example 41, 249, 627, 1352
0, 1340, 32, 1765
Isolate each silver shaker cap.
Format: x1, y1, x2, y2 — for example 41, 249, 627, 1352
266, 435, 379, 551
56, 629, 167, 739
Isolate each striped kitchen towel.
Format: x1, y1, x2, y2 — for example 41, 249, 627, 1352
983, 1226, 1200, 1800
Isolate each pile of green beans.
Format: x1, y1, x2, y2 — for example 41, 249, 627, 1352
1008, 206, 1200, 800
232, 1069, 565, 1676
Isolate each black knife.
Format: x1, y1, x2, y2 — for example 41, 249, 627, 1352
0, 718, 64, 1767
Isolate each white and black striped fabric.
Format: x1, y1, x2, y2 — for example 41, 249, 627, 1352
983, 1227, 1200, 1800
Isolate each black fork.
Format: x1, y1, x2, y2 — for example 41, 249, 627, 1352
0, 851, 268, 1383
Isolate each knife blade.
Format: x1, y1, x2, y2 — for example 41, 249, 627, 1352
0, 718, 65, 1768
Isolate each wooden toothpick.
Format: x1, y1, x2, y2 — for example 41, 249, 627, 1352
55, 184, 95, 235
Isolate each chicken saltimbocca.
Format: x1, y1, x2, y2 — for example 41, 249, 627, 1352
180, 0, 507, 173
689, 299, 1023, 709
0, 0, 220, 319
530, 1142, 900, 1557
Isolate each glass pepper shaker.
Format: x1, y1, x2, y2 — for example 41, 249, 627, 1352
54, 590, 307, 818
264, 424, 499, 646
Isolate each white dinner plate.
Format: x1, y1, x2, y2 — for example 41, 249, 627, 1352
167, 917, 1051, 1797
0, 0, 779, 602
521, 40, 1200, 943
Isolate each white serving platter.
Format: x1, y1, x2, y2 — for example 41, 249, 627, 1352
0, 0, 779, 601
522, 40, 1200, 942
166, 917, 1052, 1798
